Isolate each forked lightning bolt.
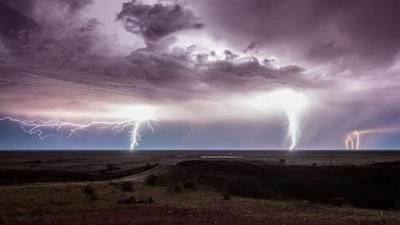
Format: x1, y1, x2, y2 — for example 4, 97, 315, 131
345, 131, 360, 150
0, 116, 156, 151
345, 127, 400, 150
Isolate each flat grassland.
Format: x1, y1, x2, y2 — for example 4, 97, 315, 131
0, 150, 400, 225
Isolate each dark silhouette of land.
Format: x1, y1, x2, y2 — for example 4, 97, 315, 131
1, 150, 400, 225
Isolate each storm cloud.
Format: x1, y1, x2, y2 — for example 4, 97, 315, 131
1, 0, 400, 149
117, 0, 203, 46
194, 0, 400, 71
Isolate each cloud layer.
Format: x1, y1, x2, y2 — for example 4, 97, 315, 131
1, 0, 400, 149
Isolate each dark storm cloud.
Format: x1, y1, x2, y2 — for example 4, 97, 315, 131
0, 2, 41, 49
0, 0, 315, 106
194, 0, 400, 70
117, 0, 203, 45
4, 0, 397, 149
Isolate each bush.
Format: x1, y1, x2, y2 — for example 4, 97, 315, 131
83, 185, 96, 195
106, 164, 118, 171
83, 185, 98, 201
183, 182, 196, 190
118, 197, 136, 205
118, 181, 134, 192
227, 177, 265, 198
329, 197, 350, 207
394, 200, 400, 210
117, 196, 155, 204
223, 194, 231, 200
145, 174, 158, 186
167, 183, 182, 193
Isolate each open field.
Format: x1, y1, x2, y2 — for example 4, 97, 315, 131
1, 150, 400, 225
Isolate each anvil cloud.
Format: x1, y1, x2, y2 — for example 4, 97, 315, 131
1, 0, 400, 150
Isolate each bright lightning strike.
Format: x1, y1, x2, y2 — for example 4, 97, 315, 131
345, 127, 400, 150
250, 88, 309, 150
345, 131, 360, 150
130, 119, 156, 150
0, 106, 157, 151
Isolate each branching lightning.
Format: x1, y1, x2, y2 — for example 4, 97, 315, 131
129, 119, 156, 150
0, 116, 156, 151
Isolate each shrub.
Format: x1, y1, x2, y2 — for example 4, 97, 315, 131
223, 194, 231, 200
394, 200, 400, 210
227, 177, 265, 198
118, 197, 136, 205
83, 185, 95, 195
183, 181, 196, 190
117, 196, 154, 204
329, 197, 350, 207
118, 181, 134, 192
106, 164, 118, 171
145, 174, 158, 186
167, 183, 182, 193
83, 185, 98, 201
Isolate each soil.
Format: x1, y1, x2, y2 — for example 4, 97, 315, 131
6, 205, 392, 225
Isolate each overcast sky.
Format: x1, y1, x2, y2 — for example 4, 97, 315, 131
1, 0, 400, 150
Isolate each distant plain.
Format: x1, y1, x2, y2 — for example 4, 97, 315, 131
1, 150, 400, 225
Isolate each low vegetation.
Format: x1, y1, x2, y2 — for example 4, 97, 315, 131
1, 151, 400, 224
0, 164, 158, 185
117, 181, 134, 192
164, 160, 400, 210
1, 182, 400, 225
83, 185, 98, 201
145, 174, 159, 186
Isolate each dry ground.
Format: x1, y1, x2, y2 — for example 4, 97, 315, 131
1, 183, 400, 225
1, 151, 400, 225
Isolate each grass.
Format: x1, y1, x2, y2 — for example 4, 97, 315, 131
1, 151, 400, 224
169, 160, 400, 210
0, 182, 400, 224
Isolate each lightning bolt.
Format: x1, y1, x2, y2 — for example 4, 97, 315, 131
345, 131, 360, 150
130, 119, 156, 150
250, 89, 309, 151
0, 116, 156, 151
344, 126, 400, 150
267, 89, 308, 151
286, 109, 301, 151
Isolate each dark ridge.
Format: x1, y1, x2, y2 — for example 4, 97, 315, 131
163, 160, 400, 210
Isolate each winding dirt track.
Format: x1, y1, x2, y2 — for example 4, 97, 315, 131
118, 159, 178, 182
1, 159, 181, 189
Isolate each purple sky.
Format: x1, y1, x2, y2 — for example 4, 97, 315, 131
1, 0, 400, 150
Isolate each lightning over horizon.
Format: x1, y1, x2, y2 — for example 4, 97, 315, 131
345, 127, 400, 150
0, 116, 157, 151
249, 89, 309, 150
1, 0, 400, 150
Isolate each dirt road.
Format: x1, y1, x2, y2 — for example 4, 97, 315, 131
0, 159, 181, 189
